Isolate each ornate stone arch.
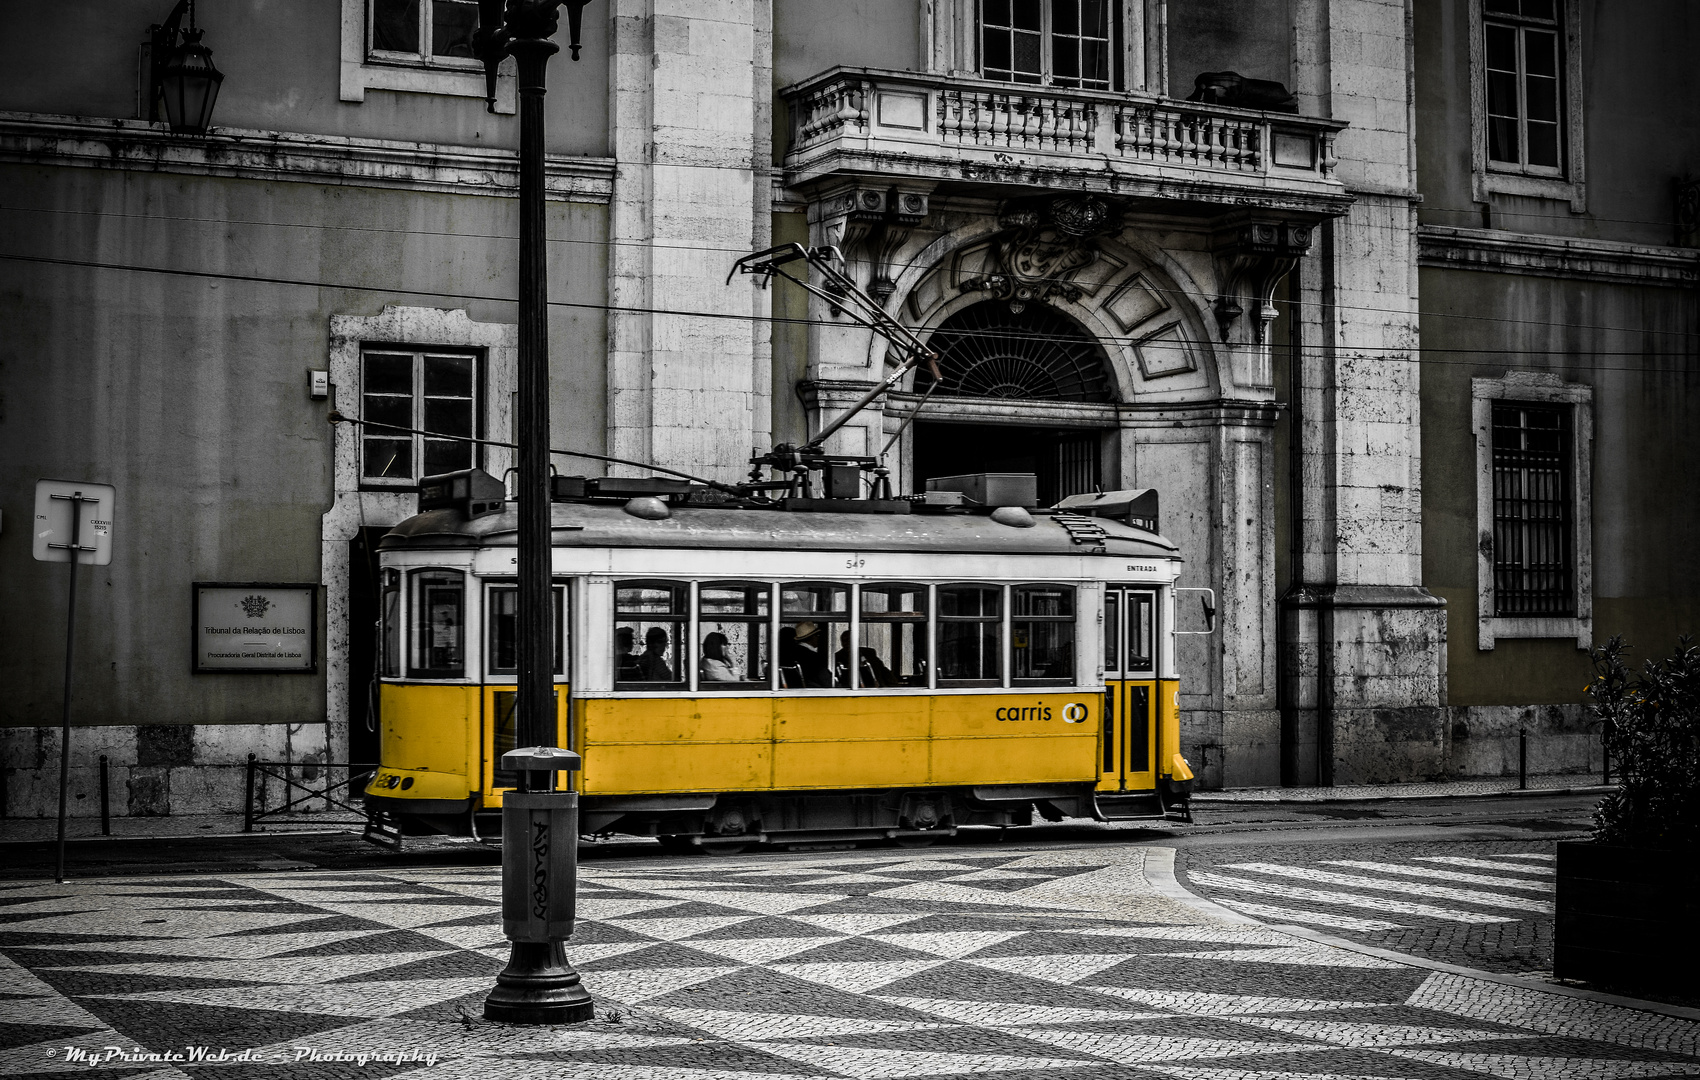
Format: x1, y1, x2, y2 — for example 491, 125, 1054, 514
891, 219, 1224, 404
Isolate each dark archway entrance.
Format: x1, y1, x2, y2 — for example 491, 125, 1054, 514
912, 422, 1102, 506
910, 301, 1113, 505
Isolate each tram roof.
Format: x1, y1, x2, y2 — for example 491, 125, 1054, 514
379, 503, 1182, 560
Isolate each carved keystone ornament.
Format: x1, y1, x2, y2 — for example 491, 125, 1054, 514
960, 196, 1123, 313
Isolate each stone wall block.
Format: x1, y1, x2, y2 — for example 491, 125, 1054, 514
170, 764, 248, 816
127, 766, 170, 816
136, 725, 194, 768
2, 765, 110, 818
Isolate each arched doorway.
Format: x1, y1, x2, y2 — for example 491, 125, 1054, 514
909, 300, 1115, 505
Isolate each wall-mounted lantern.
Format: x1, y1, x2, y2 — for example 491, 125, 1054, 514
148, 0, 223, 134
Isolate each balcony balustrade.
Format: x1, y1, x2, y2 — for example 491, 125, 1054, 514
782, 68, 1350, 216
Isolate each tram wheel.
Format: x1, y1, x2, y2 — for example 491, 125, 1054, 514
893, 834, 939, 848
699, 842, 751, 857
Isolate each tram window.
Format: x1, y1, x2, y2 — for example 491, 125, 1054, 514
697, 581, 770, 690
780, 582, 848, 688
380, 569, 401, 678
937, 583, 1003, 687
614, 581, 687, 689
1127, 592, 1155, 673
1103, 590, 1119, 674
857, 583, 928, 688
487, 585, 566, 676
1013, 584, 1075, 685
409, 569, 465, 678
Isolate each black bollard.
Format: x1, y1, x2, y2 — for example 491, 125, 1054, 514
99, 755, 110, 836
484, 745, 594, 1025
1518, 727, 1527, 790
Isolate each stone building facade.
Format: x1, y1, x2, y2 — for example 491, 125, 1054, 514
1, 0, 1694, 818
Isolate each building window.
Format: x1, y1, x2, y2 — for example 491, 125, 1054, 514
1468, 0, 1584, 210
980, 0, 1114, 91
918, 302, 1113, 403
1491, 404, 1571, 615
1483, 0, 1563, 175
1472, 373, 1592, 650
360, 349, 479, 486
369, 0, 480, 66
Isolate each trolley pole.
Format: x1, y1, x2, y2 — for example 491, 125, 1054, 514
474, 0, 594, 1026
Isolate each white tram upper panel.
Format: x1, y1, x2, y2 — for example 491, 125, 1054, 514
379, 502, 1183, 584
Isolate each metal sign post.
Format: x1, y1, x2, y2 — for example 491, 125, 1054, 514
33, 480, 116, 884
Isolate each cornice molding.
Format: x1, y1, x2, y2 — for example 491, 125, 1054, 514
1417, 224, 1698, 288
0, 111, 615, 204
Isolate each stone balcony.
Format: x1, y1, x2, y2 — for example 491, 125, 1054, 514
780, 68, 1351, 218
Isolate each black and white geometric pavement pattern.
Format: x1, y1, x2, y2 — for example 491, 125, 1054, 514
2, 846, 1696, 1079
1175, 842, 1573, 977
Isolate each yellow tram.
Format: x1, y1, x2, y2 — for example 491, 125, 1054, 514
361, 474, 1196, 851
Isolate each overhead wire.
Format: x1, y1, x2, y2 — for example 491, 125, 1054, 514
5, 201, 1696, 341
0, 250, 1693, 373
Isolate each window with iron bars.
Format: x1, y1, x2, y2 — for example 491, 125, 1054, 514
1491, 402, 1571, 616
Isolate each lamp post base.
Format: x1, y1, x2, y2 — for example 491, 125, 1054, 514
483, 940, 595, 1024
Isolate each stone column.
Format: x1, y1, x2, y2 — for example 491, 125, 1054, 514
1284, 0, 1447, 785
608, 0, 769, 482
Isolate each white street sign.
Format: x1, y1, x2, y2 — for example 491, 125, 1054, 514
32, 480, 116, 566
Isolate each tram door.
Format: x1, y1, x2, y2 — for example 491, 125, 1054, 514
1099, 589, 1158, 793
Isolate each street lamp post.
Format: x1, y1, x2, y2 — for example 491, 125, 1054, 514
474, 0, 594, 1026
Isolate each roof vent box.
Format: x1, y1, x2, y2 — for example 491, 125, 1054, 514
1052, 488, 1159, 532
418, 468, 507, 518
924, 472, 1038, 508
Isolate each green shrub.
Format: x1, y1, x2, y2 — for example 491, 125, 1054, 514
1585, 636, 1700, 851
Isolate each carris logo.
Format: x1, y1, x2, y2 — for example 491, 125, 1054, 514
1062, 703, 1089, 723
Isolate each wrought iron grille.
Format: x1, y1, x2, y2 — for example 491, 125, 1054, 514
917, 302, 1113, 403
1492, 402, 1571, 615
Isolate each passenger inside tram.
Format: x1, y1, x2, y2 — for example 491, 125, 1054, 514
836, 631, 895, 687
615, 626, 642, 682
637, 626, 674, 681
699, 631, 738, 682
784, 621, 833, 687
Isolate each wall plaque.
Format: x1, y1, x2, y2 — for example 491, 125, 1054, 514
193, 583, 318, 673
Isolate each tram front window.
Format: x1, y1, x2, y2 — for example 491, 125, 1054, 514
380, 568, 401, 677
938, 583, 1002, 687
780, 582, 847, 688
1013, 584, 1075, 685
697, 581, 770, 690
409, 569, 464, 678
487, 585, 566, 676
857, 583, 928, 688
614, 581, 686, 690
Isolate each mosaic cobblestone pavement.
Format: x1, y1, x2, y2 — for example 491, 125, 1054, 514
1175, 843, 1562, 975
2, 846, 1696, 1079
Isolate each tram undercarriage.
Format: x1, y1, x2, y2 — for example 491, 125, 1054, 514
362, 782, 1191, 852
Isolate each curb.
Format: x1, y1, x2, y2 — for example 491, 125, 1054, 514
1192, 784, 1617, 805
0, 828, 358, 848
1144, 842, 1700, 1024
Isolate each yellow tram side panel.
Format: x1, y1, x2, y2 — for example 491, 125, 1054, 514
575, 692, 1099, 796
1157, 678, 1192, 781
377, 683, 481, 802
576, 696, 774, 795
478, 686, 573, 806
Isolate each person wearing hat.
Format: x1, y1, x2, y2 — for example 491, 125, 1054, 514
788, 620, 832, 687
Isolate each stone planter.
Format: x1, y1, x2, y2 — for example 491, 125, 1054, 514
1554, 840, 1700, 993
